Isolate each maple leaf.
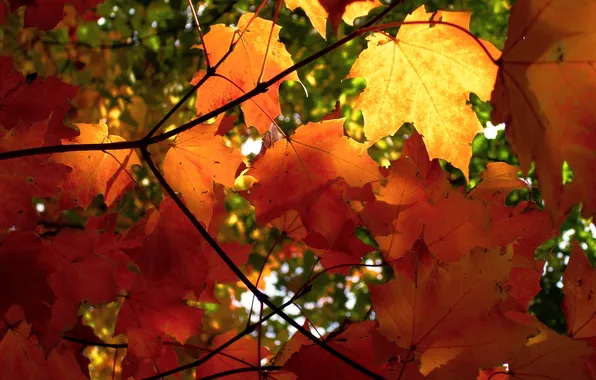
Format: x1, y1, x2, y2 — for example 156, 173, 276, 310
361, 132, 492, 262
246, 118, 381, 240
50, 121, 140, 209
0, 306, 49, 379
491, 0, 596, 220
0, 306, 87, 379
124, 196, 209, 293
270, 210, 307, 241
195, 331, 270, 380
469, 164, 553, 308
0, 232, 55, 338
298, 177, 362, 249
115, 278, 204, 343
0, 155, 70, 229
0, 57, 78, 130
9, 0, 104, 30
205, 242, 252, 284
0, 119, 70, 229
43, 228, 128, 306
470, 162, 530, 202
192, 14, 300, 134
121, 329, 179, 379
125, 196, 253, 305
38, 228, 130, 347
59, 319, 94, 377
487, 313, 594, 380
285, 0, 382, 38
563, 243, 596, 346
271, 321, 310, 366
0, 2, 6, 24
369, 245, 526, 376
347, 5, 500, 176
285, 321, 408, 379
163, 115, 242, 228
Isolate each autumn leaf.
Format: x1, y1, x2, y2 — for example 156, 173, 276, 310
8, 0, 104, 30
0, 232, 56, 338
124, 196, 209, 293
120, 329, 179, 380
0, 307, 50, 379
0, 120, 70, 229
0, 155, 70, 229
285, 0, 382, 38
285, 321, 403, 379
470, 166, 553, 308
195, 331, 270, 380
50, 121, 140, 209
487, 313, 593, 380
163, 115, 242, 228
348, 5, 500, 176
470, 162, 529, 202
246, 118, 382, 246
192, 14, 300, 134
40, 228, 130, 345
0, 57, 78, 130
270, 210, 307, 241
114, 278, 203, 344
0, 2, 592, 378
362, 132, 492, 262
491, 0, 596, 220
564, 243, 596, 346
43, 229, 128, 306
272, 321, 310, 366
369, 245, 525, 376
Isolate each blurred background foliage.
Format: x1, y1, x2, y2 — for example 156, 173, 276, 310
2, 0, 596, 378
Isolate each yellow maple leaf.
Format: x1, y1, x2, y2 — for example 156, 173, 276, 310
347, 5, 500, 177
285, 0, 382, 39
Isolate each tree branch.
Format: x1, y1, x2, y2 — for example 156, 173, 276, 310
141, 146, 383, 379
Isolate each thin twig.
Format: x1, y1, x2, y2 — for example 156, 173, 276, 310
0, 6, 495, 165
188, 0, 210, 68
247, 233, 284, 326
142, 286, 312, 379
257, 0, 283, 84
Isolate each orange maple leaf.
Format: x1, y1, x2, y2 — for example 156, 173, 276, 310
564, 243, 596, 345
491, 0, 596, 221
285, 321, 404, 379
163, 115, 243, 227
470, 164, 553, 308
370, 245, 527, 377
285, 0, 382, 38
362, 132, 492, 262
348, 5, 500, 177
470, 162, 529, 202
192, 14, 300, 134
50, 121, 140, 209
489, 313, 593, 380
195, 331, 270, 379
246, 118, 381, 245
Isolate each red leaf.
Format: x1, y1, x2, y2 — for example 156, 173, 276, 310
196, 331, 270, 380
0, 58, 78, 129
115, 278, 203, 343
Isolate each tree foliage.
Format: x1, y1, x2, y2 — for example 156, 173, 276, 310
1, 0, 596, 379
